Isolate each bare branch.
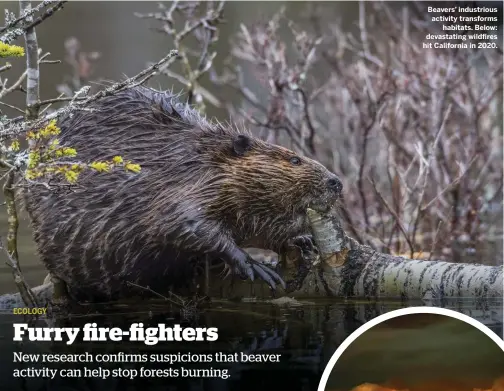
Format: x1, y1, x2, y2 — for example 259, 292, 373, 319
0, 0, 61, 43
20, 0, 40, 121
23, 0, 67, 31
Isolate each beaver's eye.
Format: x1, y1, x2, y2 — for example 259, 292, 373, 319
290, 156, 301, 166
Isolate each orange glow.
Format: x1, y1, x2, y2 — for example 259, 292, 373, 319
328, 376, 504, 391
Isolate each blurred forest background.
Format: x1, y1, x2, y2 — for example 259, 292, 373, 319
0, 1, 503, 294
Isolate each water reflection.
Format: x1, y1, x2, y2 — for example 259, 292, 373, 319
0, 299, 502, 391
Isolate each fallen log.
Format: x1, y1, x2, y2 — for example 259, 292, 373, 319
0, 208, 501, 310
0, 282, 53, 310
290, 208, 502, 300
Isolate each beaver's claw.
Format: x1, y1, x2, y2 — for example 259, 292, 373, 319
246, 258, 286, 291
224, 248, 285, 291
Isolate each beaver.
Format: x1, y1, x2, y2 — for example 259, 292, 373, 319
22, 86, 343, 302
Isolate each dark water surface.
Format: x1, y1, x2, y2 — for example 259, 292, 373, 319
0, 299, 502, 391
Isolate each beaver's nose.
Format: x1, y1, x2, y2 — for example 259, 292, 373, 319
327, 176, 343, 194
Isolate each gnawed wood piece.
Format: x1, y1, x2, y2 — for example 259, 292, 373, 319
306, 207, 357, 268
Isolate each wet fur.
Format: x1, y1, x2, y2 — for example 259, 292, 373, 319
22, 87, 341, 302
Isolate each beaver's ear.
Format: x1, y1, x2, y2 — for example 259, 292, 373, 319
232, 135, 252, 156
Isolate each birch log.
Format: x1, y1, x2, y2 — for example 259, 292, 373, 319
0, 208, 502, 309
295, 208, 503, 300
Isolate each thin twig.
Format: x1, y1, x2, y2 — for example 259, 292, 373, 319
20, 0, 40, 120
0, 49, 179, 142
24, 1, 67, 31
0, 0, 62, 43
0, 63, 12, 73
0, 100, 25, 114
0, 0, 57, 34
370, 176, 415, 254
125, 281, 185, 307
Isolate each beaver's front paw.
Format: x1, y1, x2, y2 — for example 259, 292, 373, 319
282, 234, 321, 293
288, 234, 319, 262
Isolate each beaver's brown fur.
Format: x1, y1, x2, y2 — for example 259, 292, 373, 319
23, 86, 342, 302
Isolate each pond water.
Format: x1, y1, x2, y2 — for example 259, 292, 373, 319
0, 299, 502, 391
